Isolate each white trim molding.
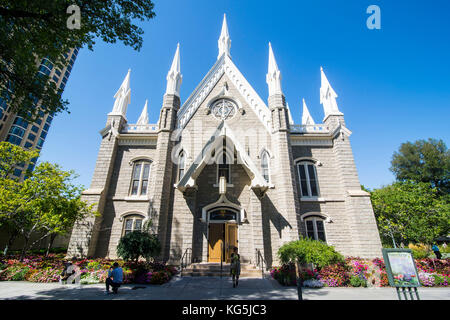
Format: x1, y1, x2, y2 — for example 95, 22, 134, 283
177, 55, 271, 132
128, 156, 153, 166
201, 194, 245, 223
119, 211, 146, 222
300, 212, 332, 223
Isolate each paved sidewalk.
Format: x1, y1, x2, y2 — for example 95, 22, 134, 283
0, 276, 448, 300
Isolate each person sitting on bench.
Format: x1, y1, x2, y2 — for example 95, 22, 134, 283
105, 262, 123, 294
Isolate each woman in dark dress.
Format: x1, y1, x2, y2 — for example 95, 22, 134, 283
230, 247, 241, 288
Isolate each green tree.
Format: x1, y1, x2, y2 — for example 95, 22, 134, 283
21, 163, 97, 257
0, 142, 96, 258
0, 0, 155, 119
0, 142, 38, 254
370, 181, 450, 246
278, 238, 344, 269
117, 221, 161, 263
390, 138, 450, 194
0, 141, 39, 178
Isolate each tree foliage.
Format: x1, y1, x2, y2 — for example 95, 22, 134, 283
0, 0, 156, 119
0, 142, 96, 258
390, 138, 450, 194
278, 238, 344, 269
370, 181, 450, 246
0, 141, 38, 179
116, 230, 161, 263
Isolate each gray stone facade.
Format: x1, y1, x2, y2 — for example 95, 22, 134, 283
67, 38, 382, 265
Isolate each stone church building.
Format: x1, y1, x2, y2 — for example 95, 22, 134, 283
67, 16, 382, 266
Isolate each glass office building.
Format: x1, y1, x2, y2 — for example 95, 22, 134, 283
0, 48, 79, 179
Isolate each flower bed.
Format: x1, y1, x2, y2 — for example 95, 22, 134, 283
270, 257, 449, 288
0, 254, 178, 285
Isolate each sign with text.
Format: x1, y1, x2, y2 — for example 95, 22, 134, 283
382, 248, 421, 288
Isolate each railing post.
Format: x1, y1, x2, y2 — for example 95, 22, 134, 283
260, 250, 263, 279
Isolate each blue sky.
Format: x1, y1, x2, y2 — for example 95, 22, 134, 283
39, 0, 450, 190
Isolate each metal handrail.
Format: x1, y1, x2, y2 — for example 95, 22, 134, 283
220, 242, 223, 278
180, 248, 192, 272
255, 248, 266, 279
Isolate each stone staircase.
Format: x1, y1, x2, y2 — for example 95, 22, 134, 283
180, 263, 266, 278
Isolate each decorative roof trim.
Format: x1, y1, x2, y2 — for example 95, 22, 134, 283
175, 121, 270, 192
177, 55, 271, 132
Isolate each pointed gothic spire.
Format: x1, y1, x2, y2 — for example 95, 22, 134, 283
286, 102, 294, 125
218, 14, 231, 59
111, 69, 131, 117
266, 42, 282, 96
302, 98, 315, 125
137, 99, 149, 125
166, 43, 182, 96
320, 66, 342, 118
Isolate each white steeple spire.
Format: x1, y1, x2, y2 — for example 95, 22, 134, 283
286, 102, 294, 125
166, 43, 182, 96
302, 98, 315, 125
218, 14, 231, 59
320, 66, 342, 118
137, 99, 149, 125
266, 42, 282, 96
110, 69, 131, 117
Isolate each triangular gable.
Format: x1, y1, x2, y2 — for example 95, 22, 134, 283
177, 54, 272, 132
176, 120, 270, 192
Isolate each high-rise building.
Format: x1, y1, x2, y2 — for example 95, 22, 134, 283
0, 47, 79, 179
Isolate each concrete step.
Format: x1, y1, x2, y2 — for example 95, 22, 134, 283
183, 263, 260, 271
181, 263, 266, 277
181, 270, 265, 277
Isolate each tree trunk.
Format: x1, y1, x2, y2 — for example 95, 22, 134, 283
20, 236, 30, 262
3, 230, 18, 256
46, 234, 57, 257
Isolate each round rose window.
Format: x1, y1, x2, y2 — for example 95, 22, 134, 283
211, 99, 237, 121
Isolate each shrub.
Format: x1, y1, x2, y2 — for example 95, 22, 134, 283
10, 266, 30, 281
270, 264, 297, 286
431, 274, 449, 286
278, 238, 344, 269
439, 245, 450, 254
87, 261, 102, 270
149, 271, 169, 284
0, 254, 178, 285
116, 231, 161, 263
317, 262, 350, 287
419, 272, 435, 286
298, 269, 318, 281
148, 261, 166, 272
409, 243, 431, 259
350, 275, 367, 287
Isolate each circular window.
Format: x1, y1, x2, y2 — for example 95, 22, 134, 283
211, 99, 237, 121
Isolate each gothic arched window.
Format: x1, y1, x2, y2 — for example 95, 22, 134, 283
261, 151, 270, 183
130, 160, 151, 196
122, 215, 144, 236
304, 216, 326, 242
297, 160, 319, 197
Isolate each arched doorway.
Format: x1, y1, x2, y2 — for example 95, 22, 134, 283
207, 207, 238, 263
